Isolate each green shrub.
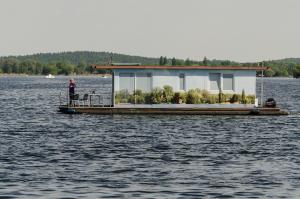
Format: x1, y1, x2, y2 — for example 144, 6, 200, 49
246, 95, 255, 104
173, 92, 187, 104
115, 89, 130, 104
207, 94, 217, 104
218, 91, 226, 103
230, 94, 239, 103
163, 85, 175, 103
150, 87, 164, 104
129, 95, 145, 104
133, 89, 143, 96
241, 89, 246, 104
224, 94, 233, 102
128, 90, 144, 104
144, 93, 152, 104
186, 89, 203, 104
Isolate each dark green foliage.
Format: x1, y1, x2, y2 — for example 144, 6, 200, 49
186, 89, 202, 104
115, 90, 130, 104
0, 51, 298, 77
173, 92, 187, 104
163, 85, 175, 103
129, 90, 146, 104
159, 56, 164, 65
150, 87, 164, 104
185, 58, 191, 66
293, 65, 300, 78
241, 89, 246, 104
218, 91, 226, 103
203, 56, 208, 66
264, 69, 275, 77
115, 86, 256, 105
0, 51, 159, 75
206, 95, 217, 104
163, 57, 168, 65
230, 94, 239, 103
171, 57, 176, 66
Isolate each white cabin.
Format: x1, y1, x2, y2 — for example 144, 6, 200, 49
94, 65, 266, 105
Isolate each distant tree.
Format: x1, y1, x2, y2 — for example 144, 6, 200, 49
35, 62, 43, 74
159, 56, 164, 65
220, 60, 231, 66
42, 63, 58, 75
56, 62, 74, 75
184, 58, 191, 66
163, 56, 168, 65
241, 89, 246, 104
75, 61, 87, 74
171, 57, 176, 66
203, 56, 208, 66
264, 69, 275, 77
293, 65, 300, 78
176, 59, 184, 66
2, 58, 18, 73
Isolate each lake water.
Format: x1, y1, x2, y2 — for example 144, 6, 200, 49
0, 76, 299, 198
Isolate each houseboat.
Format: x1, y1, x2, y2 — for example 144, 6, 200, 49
58, 64, 288, 115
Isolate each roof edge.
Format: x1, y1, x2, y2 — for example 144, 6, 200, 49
93, 65, 268, 71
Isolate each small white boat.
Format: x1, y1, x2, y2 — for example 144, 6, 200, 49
45, 74, 55, 79
100, 74, 108, 78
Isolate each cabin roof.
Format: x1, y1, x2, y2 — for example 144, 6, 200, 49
93, 65, 267, 71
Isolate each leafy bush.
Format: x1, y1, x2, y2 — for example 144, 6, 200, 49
293, 65, 300, 78
218, 92, 226, 103
163, 85, 175, 103
115, 89, 130, 104
173, 92, 187, 104
128, 90, 145, 104
115, 86, 255, 105
150, 87, 164, 104
230, 94, 239, 103
241, 89, 246, 104
246, 95, 255, 104
186, 89, 203, 104
207, 94, 217, 104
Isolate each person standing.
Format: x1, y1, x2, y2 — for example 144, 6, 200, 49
69, 79, 76, 105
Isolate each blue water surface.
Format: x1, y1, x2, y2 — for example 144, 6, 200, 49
0, 76, 299, 198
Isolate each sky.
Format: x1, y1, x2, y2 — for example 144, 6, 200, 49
0, 0, 299, 62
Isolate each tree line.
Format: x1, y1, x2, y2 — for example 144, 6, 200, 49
0, 58, 92, 75
159, 56, 300, 78
0, 51, 299, 78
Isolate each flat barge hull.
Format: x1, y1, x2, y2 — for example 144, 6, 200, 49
58, 106, 288, 115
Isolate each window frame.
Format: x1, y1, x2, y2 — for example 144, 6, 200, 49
135, 72, 152, 92
222, 73, 235, 91
209, 73, 221, 91
179, 73, 186, 91
119, 72, 135, 93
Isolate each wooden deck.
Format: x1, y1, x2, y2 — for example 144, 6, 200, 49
58, 104, 288, 115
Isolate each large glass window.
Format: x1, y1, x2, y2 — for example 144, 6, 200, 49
119, 73, 134, 93
179, 74, 185, 90
209, 73, 221, 91
223, 74, 234, 90
136, 73, 152, 92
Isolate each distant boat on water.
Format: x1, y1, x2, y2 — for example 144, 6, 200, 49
45, 74, 55, 79
99, 74, 110, 78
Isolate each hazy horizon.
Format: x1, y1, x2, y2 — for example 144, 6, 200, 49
1, 0, 299, 62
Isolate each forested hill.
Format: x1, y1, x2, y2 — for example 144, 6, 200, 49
0, 51, 299, 77
1, 51, 159, 65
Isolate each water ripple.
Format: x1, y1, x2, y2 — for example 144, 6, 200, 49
0, 76, 299, 198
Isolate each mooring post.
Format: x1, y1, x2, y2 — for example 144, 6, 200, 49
111, 72, 115, 107
260, 62, 264, 107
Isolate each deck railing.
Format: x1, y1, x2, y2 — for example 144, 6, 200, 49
59, 90, 112, 107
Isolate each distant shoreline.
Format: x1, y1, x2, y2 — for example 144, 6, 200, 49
0, 74, 295, 79
0, 73, 112, 77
